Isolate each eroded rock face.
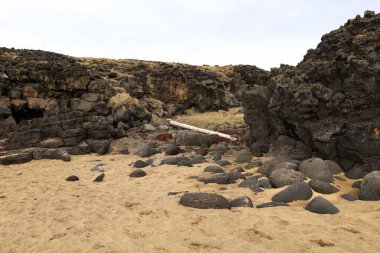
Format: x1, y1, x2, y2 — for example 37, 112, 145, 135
243, 12, 380, 172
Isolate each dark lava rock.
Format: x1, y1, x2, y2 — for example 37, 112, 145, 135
197, 173, 235, 184
341, 194, 357, 202
212, 153, 222, 161
245, 161, 262, 169
359, 171, 380, 201
179, 192, 230, 209
87, 139, 110, 155
269, 168, 306, 188
305, 196, 339, 214
216, 160, 231, 166
135, 143, 160, 157
228, 172, 246, 181
238, 177, 263, 193
309, 180, 339, 194
231, 167, 244, 173
204, 165, 225, 174
345, 166, 367, 179
230, 196, 253, 208
165, 144, 181, 156
259, 178, 273, 189
299, 158, 333, 183
133, 160, 150, 168
189, 154, 206, 164
352, 181, 362, 189
271, 182, 313, 203
175, 130, 218, 147
265, 162, 299, 178
235, 151, 252, 164
129, 169, 147, 178
177, 160, 193, 167
0, 152, 33, 165
214, 143, 229, 154
66, 175, 79, 181
94, 173, 105, 182
162, 156, 190, 165
256, 202, 289, 208
325, 160, 343, 174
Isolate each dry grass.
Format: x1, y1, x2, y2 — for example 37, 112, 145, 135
174, 107, 244, 131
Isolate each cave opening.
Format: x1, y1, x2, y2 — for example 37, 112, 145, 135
11, 107, 44, 124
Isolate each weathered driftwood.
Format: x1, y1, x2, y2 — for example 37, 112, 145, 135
167, 119, 237, 141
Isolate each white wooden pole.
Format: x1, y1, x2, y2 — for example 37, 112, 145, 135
167, 119, 237, 141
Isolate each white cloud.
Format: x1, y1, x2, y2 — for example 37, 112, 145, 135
0, 0, 379, 70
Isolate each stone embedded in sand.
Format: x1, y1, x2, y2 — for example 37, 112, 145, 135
358, 171, 380, 201
189, 154, 206, 164
309, 180, 339, 194
204, 165, 225, 174
177, 160, 193, 167
216, 160, 231, 167
345, 166, 367, 179
179, 192, 230, 209
271, 182, 313, 203
256, 202, 289, 208
305, 196, 340, 214
94, 173, 105, 182
133, 160, 150, 168
165, 144, 181, 156
324, 160, 343, 174
197, 173, 235, 185
340, 194, 357, 202
212, 153, 222, 161
66, 175, 79, 181
230, 196, 253, 208
129, 169, 147, 178
238, 176, 262, 193
269, 168, 306, 188
235, 151, 252, 164
299, 158, 333, 183
162, 156, 190, 165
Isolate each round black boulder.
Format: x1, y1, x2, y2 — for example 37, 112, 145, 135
345, 166, 367, 179
269, 168, 306, 188
309, 180, 339, 194
271, 182, 313, 203
305, 196, 339, 214
66, 175, 79, 181
230, 196, 253, 208
235, 151, 252, 164
179, 192, 230, 209
299, 158, 333, 183
216, 160, 231, 167
133, 160, 150, 168
358, 171, 380, 201
165, 144, 181, 156
129, 169, 147, 178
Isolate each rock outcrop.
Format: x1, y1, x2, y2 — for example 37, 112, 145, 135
243, 11, 380, 172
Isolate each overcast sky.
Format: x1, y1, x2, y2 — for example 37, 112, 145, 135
1, 0, 379, 69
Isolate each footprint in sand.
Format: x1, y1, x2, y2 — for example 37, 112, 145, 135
310, 239, 335, 247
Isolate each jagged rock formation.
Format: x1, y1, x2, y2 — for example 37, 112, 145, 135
243, 11, 380, 172
0, 47, 266, 161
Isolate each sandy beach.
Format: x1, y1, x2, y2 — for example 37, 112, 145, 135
1, 145, 379, 253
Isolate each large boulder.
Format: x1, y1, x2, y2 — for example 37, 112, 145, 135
179, 192, 230, 209
243, 12, 380, 172
299, 158, 333, 183
269, 168, 306, 188
271, 182, 313, 203
358, 171, 380, 201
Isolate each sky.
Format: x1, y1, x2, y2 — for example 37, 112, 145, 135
0, 0, 379, 70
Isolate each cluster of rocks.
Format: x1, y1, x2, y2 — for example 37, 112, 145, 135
0, 48, 262, 164
242, 11, 380, 173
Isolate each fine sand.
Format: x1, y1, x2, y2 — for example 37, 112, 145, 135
1, 145, 380, 252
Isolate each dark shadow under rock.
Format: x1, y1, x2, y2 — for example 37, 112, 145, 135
179, 192, 230, 209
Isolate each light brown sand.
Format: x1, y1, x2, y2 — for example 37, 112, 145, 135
1, 152, 380, 253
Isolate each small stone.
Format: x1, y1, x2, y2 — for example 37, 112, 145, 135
165, 144, 181, 155
235, 151, 252, 163
259, 179, 272, 189
133, 160, 150, 168
228, 172, 246, 181
94, 173, 105, 182
216, 160, 231, 166
230, 196, 253, 208
204, 165, 225, 174
162, 156, 190, 165
245, 161, 262, 169
129, 169, 147, 178
238, 177, 262, 193
179, 192, 230, 209
197, 173, 235, 184
305, 196, 339, 214
309, 180, 339, 194
66, 175, 79, 181
177, 160, 193, 167
135, 143, 160, 157
271, 182, 313, 203
340, 194, 357, 201
189, 154, 206, 164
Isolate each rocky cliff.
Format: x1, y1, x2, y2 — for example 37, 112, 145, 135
0, 47, 267, 160
243, 11, 380, 172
